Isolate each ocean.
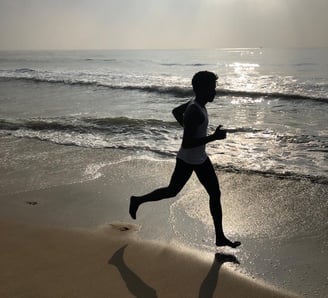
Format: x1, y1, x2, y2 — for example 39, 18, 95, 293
1, 48, 327, 181
0, 48, 327, 297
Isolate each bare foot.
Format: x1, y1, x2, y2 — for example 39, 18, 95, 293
216, 237, 241, 248
129, 196, 139, 220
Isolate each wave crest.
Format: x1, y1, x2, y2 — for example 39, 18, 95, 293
1, 69, 327, 103
0, 117, 179, 134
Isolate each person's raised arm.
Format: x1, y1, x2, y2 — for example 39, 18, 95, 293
172, 101, 189, 127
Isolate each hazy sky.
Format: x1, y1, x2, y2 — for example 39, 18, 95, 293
0, 0, 327, 50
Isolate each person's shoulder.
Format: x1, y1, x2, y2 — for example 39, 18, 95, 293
185, 102, 199, 115
184, 102, 205, 125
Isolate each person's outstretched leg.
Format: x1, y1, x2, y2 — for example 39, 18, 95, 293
129, 158, 193, 219
195, 158, 241, 248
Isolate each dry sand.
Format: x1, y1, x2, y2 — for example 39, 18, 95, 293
0, 220, 297, 298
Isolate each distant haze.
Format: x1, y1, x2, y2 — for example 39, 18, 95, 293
0, 0, 327, 50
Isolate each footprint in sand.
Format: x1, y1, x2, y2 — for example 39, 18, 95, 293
26, 201, 38, 206
109, 223, 140, 233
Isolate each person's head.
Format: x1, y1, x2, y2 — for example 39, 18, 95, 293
192, 71, 218, 102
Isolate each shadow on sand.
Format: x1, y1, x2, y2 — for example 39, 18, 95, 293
199, 252, 240, 298
109, 245, 239, 298
108, 244, 157, 298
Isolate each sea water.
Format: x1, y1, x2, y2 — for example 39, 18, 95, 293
0, 48, 327, 297
1, 48, 327, 181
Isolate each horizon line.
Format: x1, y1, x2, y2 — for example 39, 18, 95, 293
1, 46, 328, 52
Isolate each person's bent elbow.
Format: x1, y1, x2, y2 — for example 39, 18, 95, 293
172, 110, 184, 126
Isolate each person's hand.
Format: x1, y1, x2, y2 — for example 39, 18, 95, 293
213, 125, 227, 140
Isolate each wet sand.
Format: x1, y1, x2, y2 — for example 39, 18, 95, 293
1, 137, 326, 297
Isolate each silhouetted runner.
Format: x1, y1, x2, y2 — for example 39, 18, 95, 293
130, 71, 240, 248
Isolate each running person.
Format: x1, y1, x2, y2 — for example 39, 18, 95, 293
129, 71, 240, 248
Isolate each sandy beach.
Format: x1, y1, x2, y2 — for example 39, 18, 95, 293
0, 219, 297, 298
1, 137, 326, 297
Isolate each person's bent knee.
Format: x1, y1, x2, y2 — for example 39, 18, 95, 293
165, 186, 181, 198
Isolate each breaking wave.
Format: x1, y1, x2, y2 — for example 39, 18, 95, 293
1, 116, 327, 184
1, 68, 327, 103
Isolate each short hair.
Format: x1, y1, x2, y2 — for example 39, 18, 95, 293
192, 71, 218, 94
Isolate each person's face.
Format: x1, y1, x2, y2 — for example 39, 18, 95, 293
206, 81, 217, 102
196, 80, 217, 104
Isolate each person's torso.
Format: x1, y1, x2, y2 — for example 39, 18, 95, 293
177, 100, 208, 165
